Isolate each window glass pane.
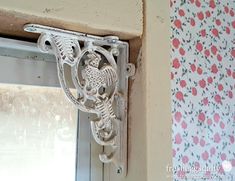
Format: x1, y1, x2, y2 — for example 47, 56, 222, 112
0, 84, 77, 181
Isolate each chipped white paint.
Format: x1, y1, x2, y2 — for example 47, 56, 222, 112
24, 24, 133, 176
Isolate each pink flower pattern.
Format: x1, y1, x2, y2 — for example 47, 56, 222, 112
171, 0, 235, 180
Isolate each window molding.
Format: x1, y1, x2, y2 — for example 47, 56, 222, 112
0, 37, 102, 181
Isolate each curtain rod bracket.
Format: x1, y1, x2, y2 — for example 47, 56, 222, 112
24, 24, 134, 177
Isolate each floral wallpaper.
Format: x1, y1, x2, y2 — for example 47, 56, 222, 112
171, 0, 235, 180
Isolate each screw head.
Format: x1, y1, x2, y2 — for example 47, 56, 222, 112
104, 36, 119, 43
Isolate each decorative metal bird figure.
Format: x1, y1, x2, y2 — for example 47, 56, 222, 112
81, 52, 118, 147
82, 52, 117, 99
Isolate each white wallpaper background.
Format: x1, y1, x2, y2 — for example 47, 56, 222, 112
171, 0, 235, 180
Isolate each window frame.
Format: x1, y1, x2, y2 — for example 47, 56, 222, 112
0, 37, 103, 181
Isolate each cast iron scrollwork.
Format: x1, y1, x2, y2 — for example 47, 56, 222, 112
24, 24, 134, 176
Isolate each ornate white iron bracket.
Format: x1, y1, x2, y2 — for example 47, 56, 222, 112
24, 24, 135, 176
